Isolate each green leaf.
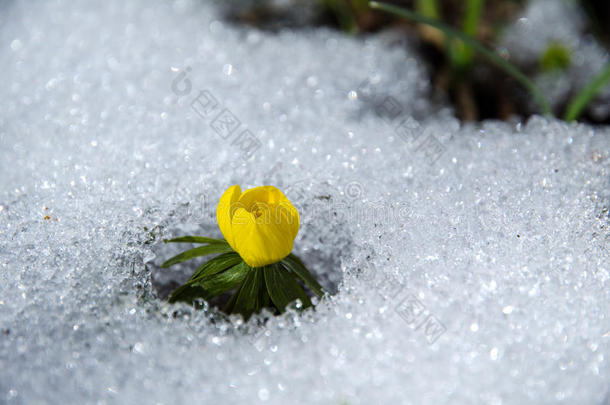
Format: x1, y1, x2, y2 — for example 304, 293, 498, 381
168, 261, 249, 304
188, 252, 243, 282
264, 264, 312, 313
161, 244, 233, 268
195, 261, 249, 297
281, 254, 324, 297
223, 283, 242, 313
233, 266, 266, 320
261, 287, 271, 310
163, 236, 228, 245
168, 283, 206, 304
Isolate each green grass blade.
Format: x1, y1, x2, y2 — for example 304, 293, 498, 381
463, 0, 485, 37
416, 0, 439, 19
163, 236, 228, 245
161, 244, 233, 268
281, 254, 324, 297
564, 64, 610, 121
451, 0, 485, 68
369, 1, 552, 115
264, 264, 312, 313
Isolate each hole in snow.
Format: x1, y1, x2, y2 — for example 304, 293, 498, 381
146, 210, 346, 311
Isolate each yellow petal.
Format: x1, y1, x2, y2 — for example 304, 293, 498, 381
231, 207, 296, 267
237, 185, 286, 210
273, 197, 300, 241
216, 184, 242, 250
237, 185, 299, 239
229, 186, 300, 267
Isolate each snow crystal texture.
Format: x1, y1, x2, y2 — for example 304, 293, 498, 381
1, 1, 609, 404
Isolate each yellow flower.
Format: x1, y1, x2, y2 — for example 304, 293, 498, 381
216, 185, 300, 267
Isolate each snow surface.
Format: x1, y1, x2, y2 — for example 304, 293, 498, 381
1, 1, 609, 404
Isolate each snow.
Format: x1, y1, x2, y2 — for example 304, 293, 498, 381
1, 1, 609, 404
